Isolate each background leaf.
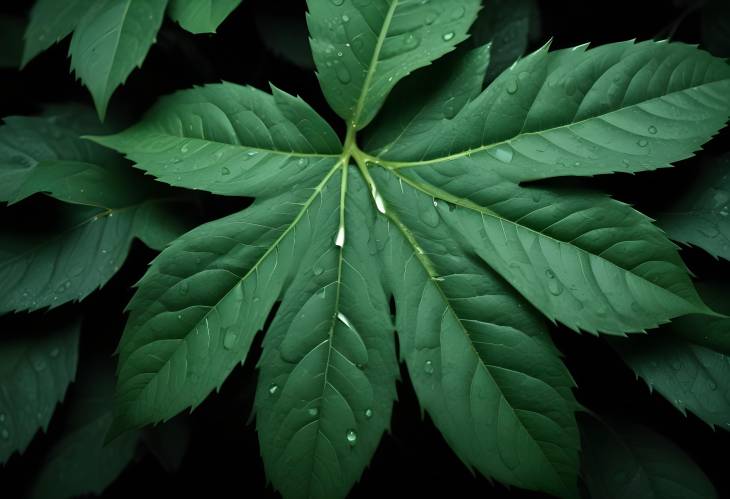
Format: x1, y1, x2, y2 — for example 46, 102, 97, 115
612, 282, 730, 430
29, 359, 140, 499
20, 0, 93, 67
656, 153, 730, 261
0, 317, 79, 464
69, 0, 168, 120
168, 0, 242, 34
580, 414, 717, 499
0, 15, 25, 69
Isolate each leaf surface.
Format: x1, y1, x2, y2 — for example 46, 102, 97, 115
580, 415, 717, 499
30, 360, 139, 499
0, 318, 79, 464
612, 283, 730, 429
168, 0, 242, 34
307, 0, 481, 129
21, 0, 92, 66
656, 153, 730, 261
69, 0, 168, 119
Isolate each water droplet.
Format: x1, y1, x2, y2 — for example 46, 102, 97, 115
637, 139, 648, 147
544, 269, 563, 296
432, 199, 438, 207
331, 0, 344, 5
0, 413, 5, 423
346, 429, 358, 446
223, 331, 237, 350
32, 358, 46, 372
335, 225, 345, 247
313, 266, 324, 276
451, 6, 465, 19
180, 144, 189, 153
648, 125, 657, 135
50, 348, 60, 358
268, 384, 279, 396
424, 12, 437, 25
341, 14, 350, 22
307, 407, 319, 417
177, 313, 183, 320
709, 381, 718, 391
179, 282, 189, 295
245, 150, 258, 159
404, 33, 420, 50
424, 360, 435, 374
491, 146, 514, 163
506, 79, 518, 94
1, 429, 8, 440
297, 157, 309, 167
442, 32, 455, 41
221, 166, 231, 176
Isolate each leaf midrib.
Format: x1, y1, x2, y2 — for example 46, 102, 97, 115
370, 78, 730, 170
387, 167, 706, 320
349, 0, 400, 129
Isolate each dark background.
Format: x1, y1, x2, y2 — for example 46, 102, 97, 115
1, 0, 729, 498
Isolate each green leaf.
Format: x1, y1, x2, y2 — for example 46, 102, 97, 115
612, 282, 730, 430
29, 360, 140, 499
307, 0, 481, 129
20, 0, 92, 67
0, 317, 80, 464
69, 0, 168, 120
168, 0, 242, 34
378, 183, 579, 497
0, 105, 120, 204
470, 0, 540, 82
96, 35, 730, 499
90, 83, 342, 197
580, 414, 717, 499
255, 172, 398, 499
0, 106, 190, 314
656, 153, 730, 261
141, 415, 190, 472
0, 15, 26, 68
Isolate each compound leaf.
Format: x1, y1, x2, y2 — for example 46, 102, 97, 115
0, 318, 80, 464
69, 0, 168, 120
307, 0, 481, 129
168, 0, 242, 34
580, 414, 717, 499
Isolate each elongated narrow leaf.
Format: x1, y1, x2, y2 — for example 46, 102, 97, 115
656, 153, 730, 261
470, 0, 540, 82
612, 283, 730, 429
30, 360, 139, 499
168, 0, 242, 34
580, 415, 717, 499
90, 83, 342, 197
368, 40, 730, 178
0, 318, 79, 463
307, 0, 480, 129
69, 0, 168, 120
20, 0, 92, 67
256, 171, 398, 499
374, 170, 579, 497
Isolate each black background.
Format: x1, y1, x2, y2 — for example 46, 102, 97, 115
1, 0, 729, 498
